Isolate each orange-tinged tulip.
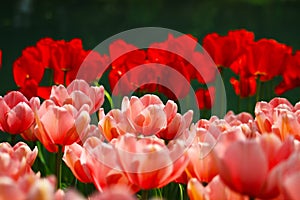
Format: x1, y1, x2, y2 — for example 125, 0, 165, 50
63, 142, 93, 183
34, 99, 90, 152
255, 97, 300, 140
188, 176, 249, 200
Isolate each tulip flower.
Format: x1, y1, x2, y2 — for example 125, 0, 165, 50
83, 136, 139, 192
187, 176, 249, 200
0, 91, 39, 134
113, 133, 191, 189
255, 97, 300, 140
50, 79, 105, 114
0, 142, 37, 180
214, 129, 294, 199
0, 173, 57, 200
34, 99, 90, 152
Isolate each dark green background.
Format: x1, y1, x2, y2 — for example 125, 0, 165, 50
1, 0, 300, 112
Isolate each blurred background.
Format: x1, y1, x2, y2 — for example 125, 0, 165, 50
1, 0, 300, 105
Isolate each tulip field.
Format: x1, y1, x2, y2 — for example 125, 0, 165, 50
0, 28, 300, 200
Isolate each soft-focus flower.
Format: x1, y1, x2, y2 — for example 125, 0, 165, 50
273, 149, 300, 200
255, 97, 300, 140
0, 49, 2, 69
195, 87, 215, 110
50, 79, 105, 114
229, 76, 256, 98
0, 142, 37, 180
0, 91, 39, 134
275, 51, 300, 94
187, 176, 249, 200
83, 136, 139, 192
214, 129, 294, 198
89, 185, 137, 200
113, 133, 191, 189
0, 173, 57, 200
34, 99, 90, 152
202, 29, 254, 68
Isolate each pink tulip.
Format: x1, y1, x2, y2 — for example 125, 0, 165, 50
183, 119, 221, 183
122, 94, 177, 136
98, 108, 135, 141
214, 128, 294, 199
89, 185, 137, 200
50, 79, 104, 114
34, 99, 90, 152
113, 133, 191, 189
81, 136, 139, 192
0, 173, 57, 200
0, 142, 37, 180
0, 91, 39, 134
269, 149, 300, 200
255, 97, 300, 140
99, 94, 187, 140
187, 176, 249, 200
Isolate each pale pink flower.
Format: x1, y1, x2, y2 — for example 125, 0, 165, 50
0, 91, 39, 134
0, 142, 37, 180
255, 97, 300, 140
50, 79, 104, 114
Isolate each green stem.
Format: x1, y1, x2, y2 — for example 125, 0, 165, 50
179, 184, 184, 200
56, 145, 63, 189
93, 81, 114, 109
256, 77, 261, 102
141, 190, 149, 200
10, 134, 17, 145
104, 89, 114, 109
36, 142, 51, 175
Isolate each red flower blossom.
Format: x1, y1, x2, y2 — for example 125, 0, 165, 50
275, 51, 300, 94
50, 38, 87, 85
0, 49, 2, 69
195, 86, 215, 109
231, 39, 292, 81
13, 46, 45, 97
230, 76, 256, 97
203, 29, 254, 68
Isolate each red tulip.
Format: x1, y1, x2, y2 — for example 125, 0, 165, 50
275, 51, 300, 95
203, 29, 254, 68
195, 86, 215, 109
231, 39, 292, 81
230, 76, 256, 98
